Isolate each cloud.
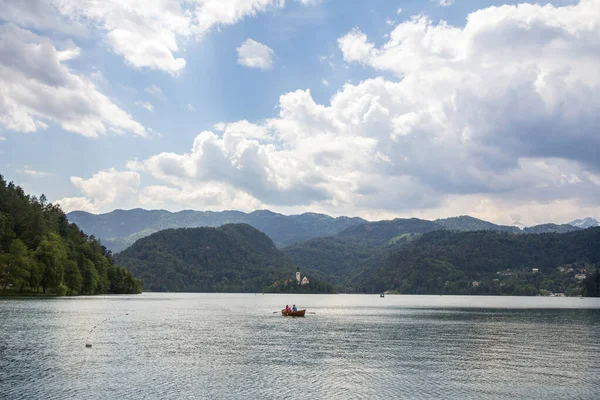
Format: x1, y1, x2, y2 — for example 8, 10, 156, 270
60, 1, 600, 225
16, 168, 52, 178
322, 79, 329, 86
186, 104, 195, 112
0, 136, 6, 141
145, 85, 162, 96
136, 101, 154, 112
337, 28, 376, 63
237, 38, 275, 70
438, 0, 454, 7
57, 168, 141, 213
0, 0, 294, 75
0, 24, 146, 137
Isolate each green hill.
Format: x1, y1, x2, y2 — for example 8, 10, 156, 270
0, 175, 141, 295
434, 216, 520, 233
113, 224, 299, 292
355, 228, 600, 296
335, 218, 440, 246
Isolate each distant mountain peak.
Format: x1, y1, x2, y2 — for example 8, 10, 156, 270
569, 217, 599, 229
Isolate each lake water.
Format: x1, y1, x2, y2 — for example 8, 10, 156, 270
1, 293, 600, 399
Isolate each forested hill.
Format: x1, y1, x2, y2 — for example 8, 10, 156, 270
434, 216, 521, 233
356, 228, 600, 296
113, 224, 298, 292
0, 175, 141, 295
284, 216, 585, 286
68, 209, 366, 252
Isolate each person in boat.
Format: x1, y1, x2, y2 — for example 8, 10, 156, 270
292, 304, 297, 312
285, 305, 291, 312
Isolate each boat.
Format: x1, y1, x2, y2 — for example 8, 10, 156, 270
281, 309, 306, 317
380, 293, 385, 298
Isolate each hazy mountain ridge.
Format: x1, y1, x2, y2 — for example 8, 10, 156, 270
68, 209, 596, 254
569, 217, 599, 229
68, 208, 366, 252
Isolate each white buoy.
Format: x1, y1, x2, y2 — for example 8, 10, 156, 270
85, 339, 93, 348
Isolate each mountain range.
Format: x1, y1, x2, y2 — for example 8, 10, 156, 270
67, 209, 365, 252
67, 209, 596, 254
569, 217, 600, 229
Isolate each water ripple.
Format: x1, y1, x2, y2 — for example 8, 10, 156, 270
1, 294, 599, 399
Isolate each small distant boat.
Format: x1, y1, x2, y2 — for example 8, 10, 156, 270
380, 293, 385, 298
281, 309, 306, 317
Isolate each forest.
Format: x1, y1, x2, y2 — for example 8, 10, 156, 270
0, 175, 142, 295
286, 225, 600, 296
114, 224, 306, 293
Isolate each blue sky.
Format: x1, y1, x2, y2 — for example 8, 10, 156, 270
0, 0, 598, 225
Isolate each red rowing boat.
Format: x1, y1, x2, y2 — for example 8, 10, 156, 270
281, 309, 306, 317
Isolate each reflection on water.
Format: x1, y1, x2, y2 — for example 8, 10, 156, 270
1, 294, 599, 399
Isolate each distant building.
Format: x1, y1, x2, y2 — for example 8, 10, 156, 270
471, 281, 480, 287
575, 274, 586, 280
296, 271, 301, 283
558, 267, 566, 272
301, 276, 310, 285
532, 268, 539, 273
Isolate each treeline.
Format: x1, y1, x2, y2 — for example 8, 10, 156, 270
0, 175, 141, 295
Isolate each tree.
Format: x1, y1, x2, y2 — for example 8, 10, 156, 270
64, 260, 82, 295
34, 233, 67, 293
583, 271, 600, 297
81, 259, 98, 295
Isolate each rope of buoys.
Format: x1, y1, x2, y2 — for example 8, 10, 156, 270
85, 313, 129, 348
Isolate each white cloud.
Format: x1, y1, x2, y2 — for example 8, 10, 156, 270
60, 0, 600, 225
438, 0, 454, 7
337, 28, 376, 63
16, 168, 52, 178
57, 168, 141, 213
0, 24, 146, 138
237, 38, 274, 70
0, 136, 6, 141
397, 8, 403, 14
145, 85, 162, 96
1, 0, 291, 75
186, 104, 195, 112
322, 79, 329, 86
136, 101, 154, 112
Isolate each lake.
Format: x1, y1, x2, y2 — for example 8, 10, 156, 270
1, 293, 600, 399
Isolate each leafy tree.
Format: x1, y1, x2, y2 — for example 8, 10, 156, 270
64, 260, 82, 295
0, 239, 28, 291
35, 233, 67, 293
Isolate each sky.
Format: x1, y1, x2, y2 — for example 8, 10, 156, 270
0, 0, 599, 226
